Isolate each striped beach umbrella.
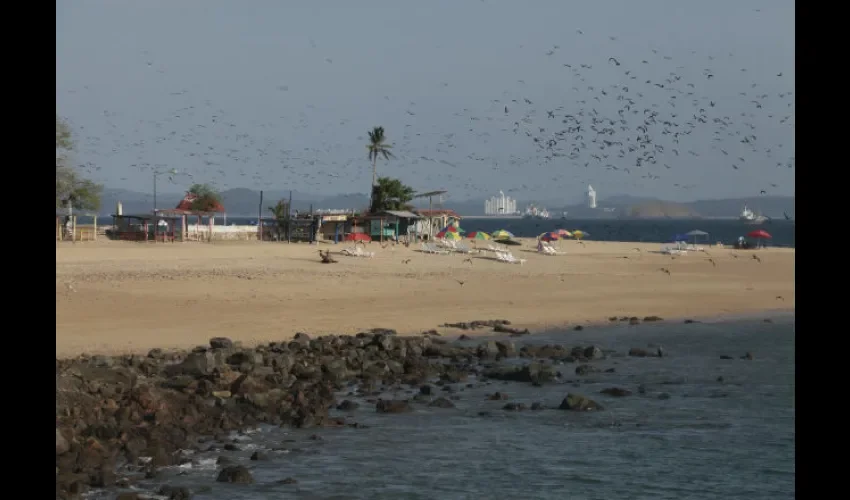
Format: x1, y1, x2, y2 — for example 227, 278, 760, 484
491, 229, 514, 239
466, 231, 491, 240
572, 230, 588, 240
538, 231, 560, 242
556, 229, 573, 238
437, 230, 462, 240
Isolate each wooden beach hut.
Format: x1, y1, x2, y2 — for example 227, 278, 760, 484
56, 208, 99, 242
414, 209, 462, 241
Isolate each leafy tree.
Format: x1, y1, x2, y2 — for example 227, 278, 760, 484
56, 116, 102, 210
366, 126, 394, 187
267, 199, 290, 240
188, 183, 223, 212
369, 177, 415, 213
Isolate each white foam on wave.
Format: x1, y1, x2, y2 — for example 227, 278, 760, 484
193, 457, 219, 470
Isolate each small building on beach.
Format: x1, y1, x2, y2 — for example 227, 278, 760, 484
355, 210, 421, 242
414, 209, 462, 240
56, 208, 99, 241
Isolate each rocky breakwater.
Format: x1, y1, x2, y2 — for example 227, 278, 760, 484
55, 328, 639, 498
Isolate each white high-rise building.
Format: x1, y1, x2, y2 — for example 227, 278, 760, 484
485, 190, 517, 215
587, 185, 597, 209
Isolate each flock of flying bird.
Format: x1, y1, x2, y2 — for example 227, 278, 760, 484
60, 29, 794, 201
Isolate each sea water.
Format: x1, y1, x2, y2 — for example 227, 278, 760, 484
82, 217, 796, 248
97, 315, 795, 500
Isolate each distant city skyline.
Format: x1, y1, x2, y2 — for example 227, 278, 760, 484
57, 0, 794, 203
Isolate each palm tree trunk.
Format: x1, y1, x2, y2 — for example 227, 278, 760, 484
368, 157, 377, 213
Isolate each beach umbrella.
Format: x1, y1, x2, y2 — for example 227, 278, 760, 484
440, 225, 466, 234
747, 229, 772, 239
438, 230, 462, 241
538, 231, 560, 242
747, 229, 772, 248
491, 229, 514, 239
572, 230, 588, 240
556, 229, 573, 238
466, 231, 491, 240
685, 229, 709, 244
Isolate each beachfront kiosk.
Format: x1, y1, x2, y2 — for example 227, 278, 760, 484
56, 208, 99, 242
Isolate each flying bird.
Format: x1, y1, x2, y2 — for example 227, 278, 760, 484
455, 279, 466, 287
608, 57, 621, 66
658, 268, 671, 275
752, 255, 761, 263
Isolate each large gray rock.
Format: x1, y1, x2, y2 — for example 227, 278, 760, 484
321, 358, 350, 383
56, 429, 69, 455
558, 393, 604, 411
583, 345, 604, 360
575, 364, 600, 376
496, 340, 516, 358
209, 337, 233, 349
483, 362, 557, 385
376, 400, 412, 413
166, 351, 225, 377
216, 465, 254, 484
476, 341, 500, 359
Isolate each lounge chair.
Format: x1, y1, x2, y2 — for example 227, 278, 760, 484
660, 246, 687, 256
454, 242, 477, 254
343, 246, 374, 258
421, 242, 449, 255
497, 251, 526, 265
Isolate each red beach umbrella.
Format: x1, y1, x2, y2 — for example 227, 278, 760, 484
345, 233, 371, 242
747, 230, 772, 239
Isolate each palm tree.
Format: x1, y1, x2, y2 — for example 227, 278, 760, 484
267, 200, 290, 240
367, 126, 394, 188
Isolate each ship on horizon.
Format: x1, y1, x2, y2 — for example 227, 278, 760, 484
740, 205, 768, 225
522, 204, 551, 219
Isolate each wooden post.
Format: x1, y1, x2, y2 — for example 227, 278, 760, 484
181, 215, 186, 242
208, 216, 213, 242
72, 216, 77, 242
144, 220, 149, 242
93, 215, 97, 241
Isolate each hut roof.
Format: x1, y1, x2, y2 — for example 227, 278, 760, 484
382, 210, 421, 219
415, 209, 461, 218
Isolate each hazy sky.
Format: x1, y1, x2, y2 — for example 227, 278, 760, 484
56, 0, 794, 204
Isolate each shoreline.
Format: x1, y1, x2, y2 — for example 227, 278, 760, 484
55, 315, 792, 497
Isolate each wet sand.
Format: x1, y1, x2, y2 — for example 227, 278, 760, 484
55, 239, 794, 357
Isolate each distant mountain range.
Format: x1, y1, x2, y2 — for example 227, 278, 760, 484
99, 187, 794, 219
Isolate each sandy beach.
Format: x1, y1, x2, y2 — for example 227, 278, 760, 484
55, 239, 794, 357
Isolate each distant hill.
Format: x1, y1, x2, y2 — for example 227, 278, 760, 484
98, 187, 795, 220
626, 200, 700, 218
685, 196, 794, 218
101, 187, 365, 216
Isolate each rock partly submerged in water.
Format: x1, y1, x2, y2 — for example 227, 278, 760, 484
216, 465, 254, 484
375, 399, 412, 414
483, 362, 558, 385
600, 387, 632, 397
558, 393, 604, 411
55, 326, 669, 496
